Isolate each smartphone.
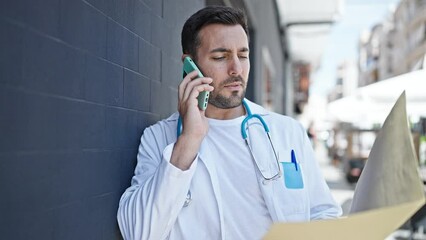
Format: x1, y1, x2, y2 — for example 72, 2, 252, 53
183, 56, 209, 110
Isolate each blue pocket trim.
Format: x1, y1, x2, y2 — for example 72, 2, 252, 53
282, 162, 304, 189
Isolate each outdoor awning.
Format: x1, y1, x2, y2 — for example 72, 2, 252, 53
276, 0, 342, 69
328, 69, 426, 126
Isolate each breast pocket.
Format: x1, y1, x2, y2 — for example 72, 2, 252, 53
273, 163, 308, 222
282, 161, 304, 189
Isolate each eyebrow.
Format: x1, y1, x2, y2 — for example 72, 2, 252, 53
210, 47, 249, 53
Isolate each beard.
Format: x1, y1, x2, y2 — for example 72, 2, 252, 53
208, 76, 246, 109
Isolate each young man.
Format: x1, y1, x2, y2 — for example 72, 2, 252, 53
117, 6, 341, 240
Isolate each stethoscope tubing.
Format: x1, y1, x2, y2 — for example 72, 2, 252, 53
241, 99, 270, 139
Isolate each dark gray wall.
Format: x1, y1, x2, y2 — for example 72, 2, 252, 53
0, 0, 203, 239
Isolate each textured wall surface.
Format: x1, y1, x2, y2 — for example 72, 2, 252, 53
0, 0, 203, 239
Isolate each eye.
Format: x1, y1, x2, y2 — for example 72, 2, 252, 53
239, 55, 249, 59
212, 56, 225, 61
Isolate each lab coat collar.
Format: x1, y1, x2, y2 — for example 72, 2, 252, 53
165, 98, 269, 122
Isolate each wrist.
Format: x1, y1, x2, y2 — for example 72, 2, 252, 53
170, 134, 203, 170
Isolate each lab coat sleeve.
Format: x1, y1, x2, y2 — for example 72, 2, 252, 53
117, 125, 198, 240
299, 124, 343, 220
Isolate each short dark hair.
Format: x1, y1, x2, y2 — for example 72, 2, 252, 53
181, 6, 248, 60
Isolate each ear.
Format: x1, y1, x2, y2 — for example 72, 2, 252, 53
181, 54, 191, 62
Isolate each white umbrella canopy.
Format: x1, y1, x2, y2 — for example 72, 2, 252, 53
358, 69, 426, 104
328, 69, 426, 126
327, 94, 390, 126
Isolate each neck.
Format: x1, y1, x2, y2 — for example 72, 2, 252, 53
205, 103, 246, 120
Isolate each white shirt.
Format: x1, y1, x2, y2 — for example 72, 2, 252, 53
207, 116, 273, 240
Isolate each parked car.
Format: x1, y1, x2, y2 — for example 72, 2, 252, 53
344, 157, 367, 183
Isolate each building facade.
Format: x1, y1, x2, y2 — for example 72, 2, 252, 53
358, 0, 426, 86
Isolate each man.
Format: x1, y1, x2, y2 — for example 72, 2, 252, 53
117, 6, 341, 240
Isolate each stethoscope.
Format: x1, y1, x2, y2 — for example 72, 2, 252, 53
177, 99, 282, 207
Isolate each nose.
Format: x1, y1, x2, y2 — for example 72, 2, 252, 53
228, 56, 243, 76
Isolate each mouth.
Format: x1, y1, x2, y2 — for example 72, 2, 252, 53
224, 82, 242, 87
224, 83, 242, 91
224, 81, 243, 88
220, 76, 245, 92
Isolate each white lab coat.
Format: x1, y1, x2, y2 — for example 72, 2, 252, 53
117, 99, 342, 240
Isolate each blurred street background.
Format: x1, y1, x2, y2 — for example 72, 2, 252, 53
279, 0, 426, 238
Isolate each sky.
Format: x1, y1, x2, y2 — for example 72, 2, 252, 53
310, 0, 401, 96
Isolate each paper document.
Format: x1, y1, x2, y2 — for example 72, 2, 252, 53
350, 92, 424, 213
264, 92, 425, 240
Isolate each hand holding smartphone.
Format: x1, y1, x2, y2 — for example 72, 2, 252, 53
183, 56, 210, 110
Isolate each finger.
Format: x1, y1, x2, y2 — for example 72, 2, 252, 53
182, 78, 213, 103
178, 71, 199, 101
182, 84, 214, 113
187, 84, 214, 105
182, 77, 213, 102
